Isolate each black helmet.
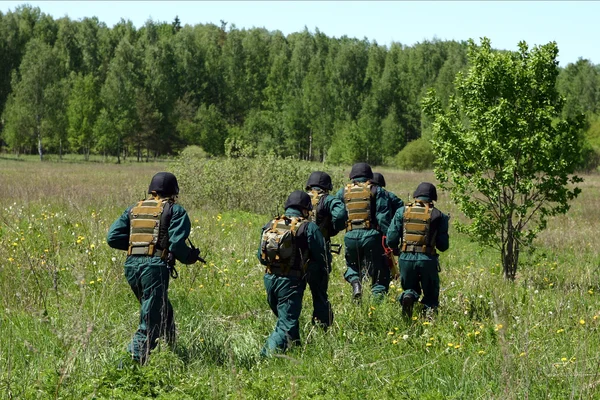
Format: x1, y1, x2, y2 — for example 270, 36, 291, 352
349, 162, 373, 180
305, 171, 333, 191
284, 190, 312, 211
148, 172, 179, 196
371, 173, 386, 187
413, 182, 437, 202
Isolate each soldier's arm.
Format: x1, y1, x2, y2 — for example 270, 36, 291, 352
327, 195, 348, 233
390, 192, 404, 211
386, 207, 404, 250
168, 204, 195, 263
106, 208, 131, 251
375, 188, 393, 234
435, 212, 450, 252
307, 223, 328, 270
335, 187, 345, 202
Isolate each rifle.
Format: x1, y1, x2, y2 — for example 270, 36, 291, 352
187, 238, 207, 264
166, 238, 206, 279
330, 243, 342, 255
382, 235, 399, 280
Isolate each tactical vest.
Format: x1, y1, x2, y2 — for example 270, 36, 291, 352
308, 189, 333, 239
402, 201, 437, 255
128, 197, 172, 259
260, 216, 309, 277
343, 182, 374, 231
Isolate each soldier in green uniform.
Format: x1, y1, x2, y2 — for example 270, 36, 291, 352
258, 191, 328, 356
386, 182, 449, 318
107, 172, 201, 364
371, 172, 404, 215
336, 163, 394, 300
305, 171, 347, 328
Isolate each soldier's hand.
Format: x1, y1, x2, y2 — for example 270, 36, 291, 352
392, 247, 400, 256
185, 248, 201, 264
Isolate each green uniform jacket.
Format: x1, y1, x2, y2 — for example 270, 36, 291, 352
107, 202, 195, 263
385, 189, 404, 216
320, 192, 348, 238
257, 208, 328, 274
386, 203, 450, 258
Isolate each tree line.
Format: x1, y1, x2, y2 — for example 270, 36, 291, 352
1, 5, 599, 166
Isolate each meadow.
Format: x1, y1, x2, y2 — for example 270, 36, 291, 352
1, 158, 600, 399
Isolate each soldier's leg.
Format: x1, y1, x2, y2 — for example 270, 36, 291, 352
127, 263, 170, 364
308, 263, 333, 328
344, 235, 363, 299
399, 257, 421, 317
124, 262, 145, 362
262, 278, 305, 356
365, 234, 390, 297
343, 235, 361, 283
419, 259, 440, 312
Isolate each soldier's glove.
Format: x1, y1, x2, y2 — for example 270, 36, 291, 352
184, 248, 201, 265
392, 247, 400, 256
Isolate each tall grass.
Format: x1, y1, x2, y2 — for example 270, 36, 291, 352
1, 158, 600, 398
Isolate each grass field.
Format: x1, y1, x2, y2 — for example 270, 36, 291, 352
1, 159, 600, 399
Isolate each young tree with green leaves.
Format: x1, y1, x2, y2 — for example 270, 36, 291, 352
422, 38, 585, 280
67, 73, 98, 160
2, 38, 62, 160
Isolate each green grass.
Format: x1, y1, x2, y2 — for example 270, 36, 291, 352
1, 158, 600, 399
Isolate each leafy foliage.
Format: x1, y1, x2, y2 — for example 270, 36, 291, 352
395, 138, 434, 171
423, 38, 585, 279
172, 151, 345, 215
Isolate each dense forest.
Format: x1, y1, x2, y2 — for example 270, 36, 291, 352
1, 5, 599, 166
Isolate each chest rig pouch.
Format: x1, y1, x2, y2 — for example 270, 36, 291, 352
343, 182, 375, 231
128, 197, 172, 259
402, 201, 437, 255
260, 216, 309, 277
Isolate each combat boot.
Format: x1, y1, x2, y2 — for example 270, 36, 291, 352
401, 294, 416, 319
351, 281, 362, 300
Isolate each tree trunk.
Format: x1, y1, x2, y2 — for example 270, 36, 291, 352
502, 219, 518, 280
59, 138, 62, 161
38, 133, 43, 162
308, 130, 313, 161
116, 139, 121, 164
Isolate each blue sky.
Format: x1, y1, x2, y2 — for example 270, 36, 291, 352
2, 1, 597, 66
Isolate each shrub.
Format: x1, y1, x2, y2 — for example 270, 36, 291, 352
395, 138, 434, 171
179, 145, 209, 160
172, 155, 345, 215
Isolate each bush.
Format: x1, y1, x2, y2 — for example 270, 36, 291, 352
179, 145, 209, 160
395, 138, 434, 171
172, 155, 345, 215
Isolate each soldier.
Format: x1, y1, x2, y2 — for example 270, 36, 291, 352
258, 190, 328, 356
107, 172, 201, 364
386, 182, 449, 318
336, 163, 394, 300
305, 171, 347, 328
371, 172, 404, 215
